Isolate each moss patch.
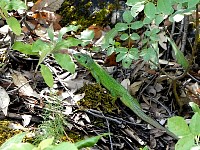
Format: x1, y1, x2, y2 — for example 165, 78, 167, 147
77, 84, 119, 113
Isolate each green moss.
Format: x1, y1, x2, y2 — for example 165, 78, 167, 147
77, 84, 119, 113
58, 0, 116, 29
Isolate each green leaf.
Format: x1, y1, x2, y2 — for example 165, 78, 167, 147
54, 38, 82, 50
167, 37, 189, 69
130, 2, 145, 17
144, 2, 156, 19
140, 48, 157, 61
102, 28, 118, 48
143, 17, 152, 24
54, 53, 75, 73
130, 33, 140, 40
157, 0, 174, 15
53, 142, 78, 150
115, 23, 128, 31
129, 48, 139, 60
189, 102, 200, 115
189, 113, 200, 135
6, 17, 21, 35
47, 28, 54, 41
175, 135, 195, 150
168, 116, 191, 137
155, 14, 165, 26
120, 33, 129, 41
32, 39, 48, 52
188, 0, 199, 8
37, 137, 54, 150
81, 29, 94, 40
150, 34, 159, 41
126, 0, 145, 6
75, 133, 110, 149
3, 143, 35, 150
40, 65, 53, 88
0, 132, 26, 150
130, 21, 143, 30
5, 0, 27, 10
122, 56, 132, 68
12, 41, 37, 55
107, 46, 115, 56
123, 10, 133, 23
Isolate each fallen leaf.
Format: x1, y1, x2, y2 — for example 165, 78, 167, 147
0, 86, 10, 116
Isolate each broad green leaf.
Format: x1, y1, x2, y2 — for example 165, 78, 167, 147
157, 0, 173, 15
151, 28, 160, 34
155, 14, 165, 26
53, 142, 78, 150
12, 41, 37, 55
5, 0, 27, 10
130, 2, 145, 17
47, 28, 54, 41
40, 65, 53, 88
32, 39, 48, 52
3, 143, 35, 150
116, 52, 127, 62
175, 135, 195, 150
107, 46, 115, 56
143, 17, 152, 24
130, 33, 140, 40
115, 23, 128, 31
140, 48, 157, 62
189, 102, 200, 115
54, 38, 82, 50
168, 116, 191, 137
115, 47, 128, 53
75, 133, 110, 149
130, 21, 143, 30
129, 48, 139, 60
123, 10, 133, 23
120, 33, 129, 41
80, 29, 94, 40
188, 0, 199, 8
144, 2, 156, 19
167, 37, 189, 69
122, 56, 132, 68
189, 113, 200, 135
37, 137, 54, 150
102, 28, 118, 47
6, 17, 21, 35
0, 133, 26, 150
150, 34, 159, 41
126, 0, 145, 6
54, 53, 75, 73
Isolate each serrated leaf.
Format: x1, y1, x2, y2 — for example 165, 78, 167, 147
54, 53, 75, 73
130, 33, 140, 40
189, 113, 200, 135
120, 33, 129, 41
123, 10, 133, 23
40, 65, 53, 87
168, 116, 191, 137
130, 21, 143, 30
157, 0, 174, 15
144, 2, 156, 19
167, 37, 189, 69
175, 135, 195, 150
115, 23, 128, 31
6, 17, 21, 35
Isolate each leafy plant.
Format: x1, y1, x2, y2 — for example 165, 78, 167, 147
102, 0, 199, 68
0, 0, 27, 35
0, 132, 110, 150
168, 102, 200, 150
12, 25, 94, 87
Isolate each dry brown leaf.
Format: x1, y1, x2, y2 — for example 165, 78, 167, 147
12, 71, 40, 98
0, 86, 10, 116
31, 0, 64, 12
